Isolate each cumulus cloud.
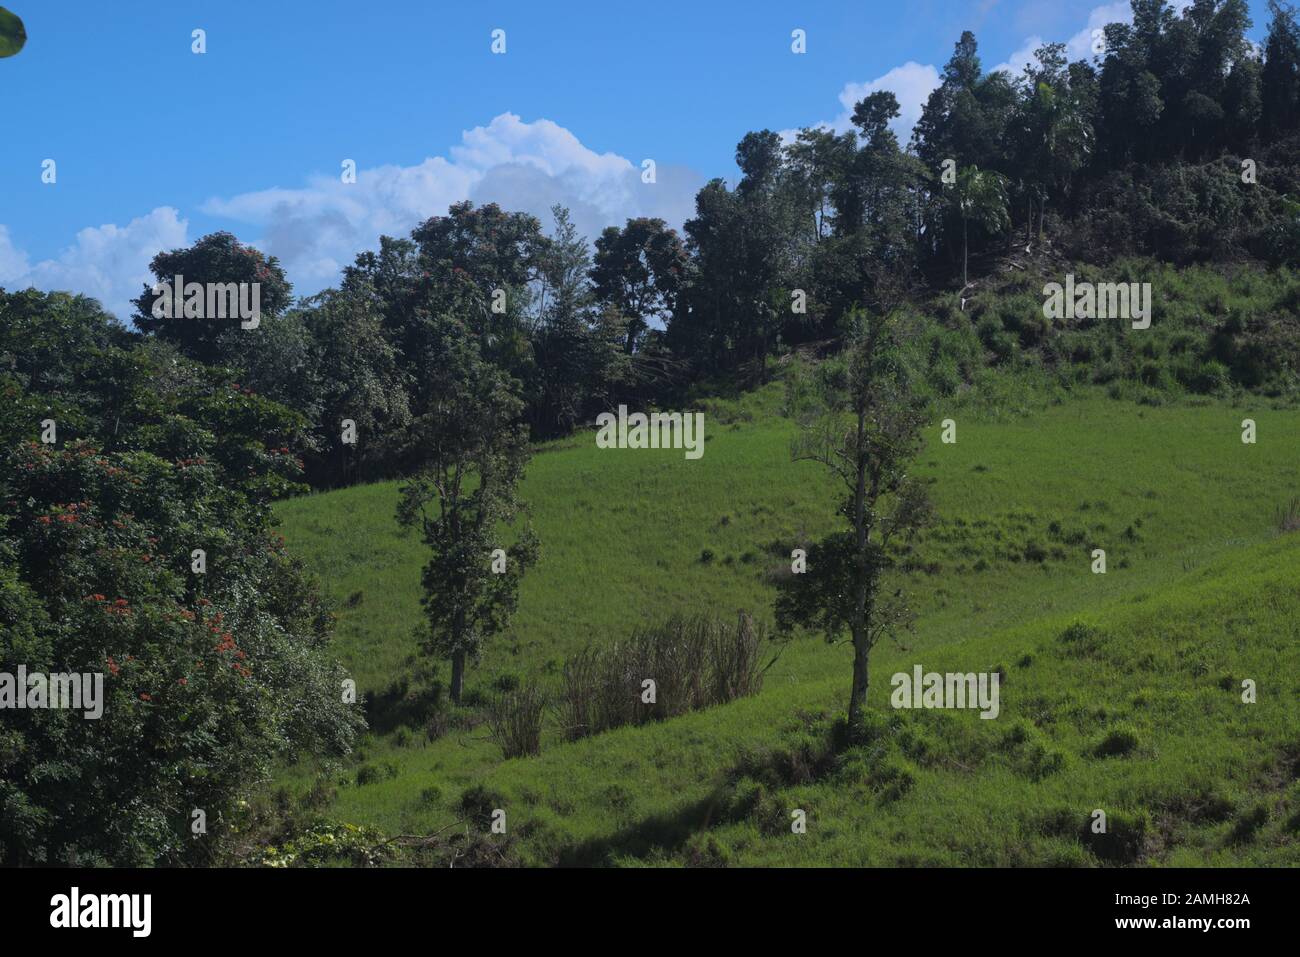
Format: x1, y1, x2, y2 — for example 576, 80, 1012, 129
1064, 2, 1132, 60
779, 61, 941, 150
0, 208, 188, 321
992, 34, 1048, 78
1, 115, 704, 314
202, 113, 705, 293
0, 226, 30, 279
832, 62, 943, 140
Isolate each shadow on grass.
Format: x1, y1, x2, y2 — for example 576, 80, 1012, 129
556, 787, 732, 866
364, 676, 445, 735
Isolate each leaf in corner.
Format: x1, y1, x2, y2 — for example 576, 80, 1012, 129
0, 7, 27, 58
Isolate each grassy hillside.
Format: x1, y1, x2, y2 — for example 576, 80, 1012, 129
269, 384, 1300, 866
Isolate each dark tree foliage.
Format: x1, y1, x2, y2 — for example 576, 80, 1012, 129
0, 290, 360, 865
590, 217, 687, 354
133, 232, 293, 368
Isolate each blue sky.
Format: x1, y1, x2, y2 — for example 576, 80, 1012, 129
0, 0, 1273, 318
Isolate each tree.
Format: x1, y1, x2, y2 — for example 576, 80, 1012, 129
296, 288, 413, 485
775, 312, 932, 729
952, 165, 1010, 285
1016, 47, 1093, 243
914, 31, 1015, 174
590, 217, 686, 353
785, 127, 843, 245
395, 294, 538, 704
528, 206, 629, 437
1262, 0, 1300, 138
133, 232, 294, 368
0, 294, 360, 864
679, 131, 803, 380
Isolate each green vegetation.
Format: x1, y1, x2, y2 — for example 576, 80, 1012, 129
269, 380, 1300, 866
7, 0, 1300, 868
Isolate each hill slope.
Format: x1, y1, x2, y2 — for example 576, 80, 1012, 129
272, 387, 1300, 866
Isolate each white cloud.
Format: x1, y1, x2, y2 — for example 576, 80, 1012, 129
202, 112, 704, 293
1064, 2, 1131, 60
0, 226, 30, 279
826, 62, 942, 141
0, 208, 188, 321
993, 34, 1047, 78
1, 115, 704, 314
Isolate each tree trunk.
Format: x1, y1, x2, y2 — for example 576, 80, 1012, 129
450, 650, 465, 705
848, 626, 871, 729
847, 408, 871, 729
962, 215, 969, 287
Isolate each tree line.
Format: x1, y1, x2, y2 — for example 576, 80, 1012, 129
111, 1, 1300, 494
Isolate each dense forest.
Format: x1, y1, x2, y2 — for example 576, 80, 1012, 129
3, 0, 1300, 865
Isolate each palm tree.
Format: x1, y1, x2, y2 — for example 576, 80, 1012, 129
953, 165, 1010, 287
1024, 80, 1091, 243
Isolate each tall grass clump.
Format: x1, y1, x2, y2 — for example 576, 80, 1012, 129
1275, 497, 1300, 533
486, 683, 547, 759
555, 612, 765, 742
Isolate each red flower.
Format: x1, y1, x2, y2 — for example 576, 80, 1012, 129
139, 693, 151, 702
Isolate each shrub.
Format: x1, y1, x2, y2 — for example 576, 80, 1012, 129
1093, 724, 1140, 757
869, 756, 918, 802
458, 784, 507, 830
555, 647, 603, 742
1081, 809, 1151, 864
485, 683, 547, 759
1228, 802, 1271, 845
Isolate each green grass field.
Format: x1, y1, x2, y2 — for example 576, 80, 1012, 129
271, 385, 1300, 866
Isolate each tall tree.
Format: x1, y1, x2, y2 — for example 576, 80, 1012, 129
528, 206, 629, 436
952, 165, 1011, 285
775, 311, 932, 729
1016, 45, 1093, 242
395, 288, 538, 704
1262, 0, 1300, 138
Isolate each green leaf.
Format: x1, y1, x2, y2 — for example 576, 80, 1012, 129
0, 7, 27, 58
